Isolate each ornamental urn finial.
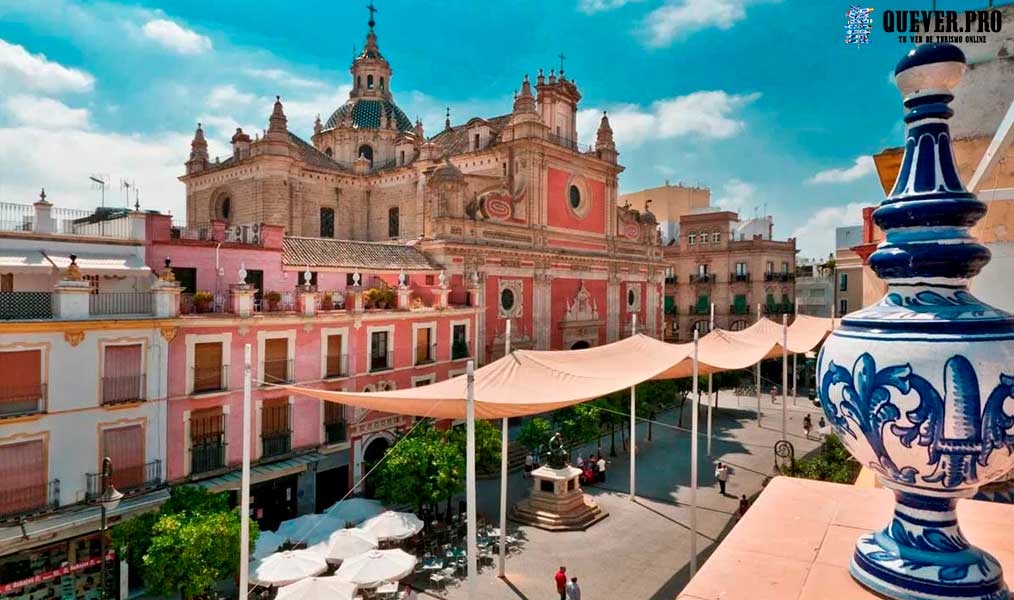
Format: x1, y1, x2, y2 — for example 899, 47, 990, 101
817, 43, 1014, 600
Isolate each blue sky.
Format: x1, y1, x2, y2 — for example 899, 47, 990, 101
0, 0, 974, 257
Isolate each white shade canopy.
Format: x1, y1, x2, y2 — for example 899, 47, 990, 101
276, 513, 346, 545
253, 530, 287, 561
359, 511, 424, 541
324, 497, 385, 525
251, 550, 328, 587
275, 576, 358, 600
334, 549, 417, 588
317, 528, 380, 565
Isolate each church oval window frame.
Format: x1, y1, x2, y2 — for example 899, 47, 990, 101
500, 288, 515, 312
626, 284, 641, 312
498, 279, 523, 319
211, 191, 231, 222
565, 174, 591, 220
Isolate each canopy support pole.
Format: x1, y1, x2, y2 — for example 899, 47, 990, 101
781, 314, 788, 441
498, 321, 510, 578
707, 303, 714, 457
630, 313, 637, 501
466, 360, 477, 594
755, 303, 762, 427
793, 301, 799, 405
690, 329, 700, 577
239, 344, 251, 598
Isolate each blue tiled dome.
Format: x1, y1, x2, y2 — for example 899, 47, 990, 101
325, 99, 413, 132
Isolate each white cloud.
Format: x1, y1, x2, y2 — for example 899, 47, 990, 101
578, 0, 641, 14
142, 19, 212, 54
713, 179, 756, 214
807, 155, 876, 184
643, 0, 758, 46
4, 95, 89, 129
0, 125, 191, 217
207, 85, 256, 109
0, 39, 94, 94
790, 201, 868, 258
243, 68, 327, 89
577, 90, 759, 148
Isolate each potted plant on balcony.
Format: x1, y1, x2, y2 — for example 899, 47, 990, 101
265, 290, 282, 311
364, 284, 396, 310
193, 290, 214, 313
321, 292, 334, 311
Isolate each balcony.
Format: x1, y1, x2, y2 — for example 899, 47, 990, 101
691, 274, 714, 284
261, 403, 292, 459
0, 383, 47, 419
664, 276, 678, 285
86, 460, 162, 500
101, 374, 146, 406
180, 292, 227, 315
88, 292, 153, 316
0, 479, 59, 522
370, 350, 394, 373
192, 364, 229, 394
664, 305, 679, 316
262, 432, 292, 458
262, 358, 294, 385
325, 353, 349, 379
764, 272, 794, 282
729, 304, 750, 315
414, 344, 437, 366
689, 304, 710, 316
546, 133, 593, 153
0, 292, 53, 320
190, 439, 226, 476
730, 273, 751, 283
764, 303, 795, 315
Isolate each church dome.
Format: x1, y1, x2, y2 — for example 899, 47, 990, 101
324, 98, 414, 132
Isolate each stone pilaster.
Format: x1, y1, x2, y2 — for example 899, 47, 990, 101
606, 272, 620, 342
297, 289, 318, 317
533, 272, 553, 349
230, 284, 255, 317
151, 280, 181, 318
52, 280, 91, 320
468, 272, 485, 364
645, 278, 659, 338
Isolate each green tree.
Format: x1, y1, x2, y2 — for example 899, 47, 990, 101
450, 419, 502, 476
374, 424, 465, 517
143, 510, 252, 599
516, 417, 553, 454
553, 404, 600, 449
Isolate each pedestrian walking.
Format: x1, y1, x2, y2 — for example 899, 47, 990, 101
524, 452, 534, 479
737, 494, 750, 519
576, 454, 584, 468
803, 414, 813, 439
555, 566, 568, 600
770, 385, 778, 404
566, 576, 582, 600
597, 455, 607, 483
715, 461, 729, 495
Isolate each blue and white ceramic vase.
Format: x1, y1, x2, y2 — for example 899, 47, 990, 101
818, 43, 1014, 600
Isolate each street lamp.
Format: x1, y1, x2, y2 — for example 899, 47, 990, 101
95, 457, 123, 599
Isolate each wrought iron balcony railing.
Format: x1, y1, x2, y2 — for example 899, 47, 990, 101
101, 375, 146, 406
730, 273, 750, 283
0, 383, 46, 418
370, 350, 394, 372
85, 460, 162, 500
190, 440, 226, 475
88, 292, 153, 316
0, 479, 59, 522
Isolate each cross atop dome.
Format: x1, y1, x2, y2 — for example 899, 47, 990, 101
367, 2, 378, 30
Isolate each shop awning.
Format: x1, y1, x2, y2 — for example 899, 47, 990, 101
0, 250, 55, 273
45, 251, 152, 277
194, 452, 324, 493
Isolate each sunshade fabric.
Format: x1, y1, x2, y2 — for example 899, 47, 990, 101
275, 576, 358, 600
45, 252, 151, 277
280, 317, 835, 420
251, 550, 328, 586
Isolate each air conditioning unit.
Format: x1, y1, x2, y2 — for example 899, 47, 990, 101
226, 224, 260, 245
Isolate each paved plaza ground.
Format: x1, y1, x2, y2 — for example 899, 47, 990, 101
416, 390, 825, 600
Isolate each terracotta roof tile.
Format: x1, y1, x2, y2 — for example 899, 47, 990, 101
429, 114, 512, 155
282, 237, 437, 271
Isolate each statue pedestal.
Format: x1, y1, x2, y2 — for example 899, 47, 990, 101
510, 465, 607, 531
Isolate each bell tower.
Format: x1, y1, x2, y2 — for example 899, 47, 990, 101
350, 3, 393, 101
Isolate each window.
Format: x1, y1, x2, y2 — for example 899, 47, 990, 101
357, 75, 362, 89
733, 294, 747, 314
473, 133, 481, 150
0, 349, 44, 417
766, 261, 774, 273
324, 403, 348, 444
358, 144, 374, 165
0, 440, 48, 517
370, 331, 391, 371
325, 334, 346, 378
173, 267, 197, 294
697, 264, 708, 276
782, 262, 789, 273
695, 294, 709, 314
766, 293, 776, 309
190, 407, 225, 475
452, 324, 469, 359
263, 338, 290, 384
324, 147, 333, 158
415, 327, 434, 365
500, 288, 515, 312
399, 150, 405, 165
0, 273, 11, 292
347, 273, 358, 286
215, 196, 231, 221
712, 232, 722, 243
380, 76, 385, 90
730, 320, 748, 331
193, 342, 225, 393
735, 262, 747, 276
839, 273, 848, 291
367, 74, 374, 89
320, 208, 335, 238
782, 294, 792, 311
569, 185, 581, 210
102, 344, 144, 405
502, 163, 507, 176
627, 288, 635, 308
261, 397, 291, 458
388, 206, 399, 238
839, 298, 848, 316
102, 425, 144, 491
688, 234, 696, 245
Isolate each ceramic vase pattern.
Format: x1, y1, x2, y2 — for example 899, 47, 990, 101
817, 43, 1014, 600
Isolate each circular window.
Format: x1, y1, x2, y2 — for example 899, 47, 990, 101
500, 288, 515, 312
569, 185, 581, 209
627, 288, 635, 307
214, 195, 231, 221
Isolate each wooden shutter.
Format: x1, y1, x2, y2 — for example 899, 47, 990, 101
0, 440, 46, 515
103, 425, 144, 490
0, 350, 42, 415
264, 338, 288, 382
326, 335, 342, 376
415, 328, 430, 363
103, 344, 143, 404
262, 397, 290, 435
193, 342, 223, 392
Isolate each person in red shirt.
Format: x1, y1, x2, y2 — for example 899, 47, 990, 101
555, 566, 568, 600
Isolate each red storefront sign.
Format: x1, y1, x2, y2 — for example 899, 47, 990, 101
0, 550, 115, 594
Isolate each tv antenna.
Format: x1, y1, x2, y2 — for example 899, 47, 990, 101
89, 175, 109, 208
120, 179, 135, 208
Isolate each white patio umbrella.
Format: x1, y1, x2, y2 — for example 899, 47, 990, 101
359, 510, 424, 541
334, 549, 417, 588
253, 530, 287, 561
251, 550, 328, 587
318, 528, 380, 565
324, 497, 385, 525
276, 514, 346, 545
275, 576, 358, 600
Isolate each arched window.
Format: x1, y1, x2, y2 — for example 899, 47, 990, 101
324, 147, 333, 158
358, 144, 374, 165
730, 319, 748, 331
320, 207, 335, 238
367, 74, 374, 89
214, 195, 231, 221
388, 206, 399, 238
399, 150, 405, 165
380, 77, 385, 90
